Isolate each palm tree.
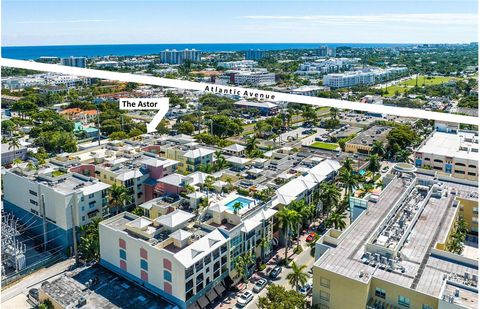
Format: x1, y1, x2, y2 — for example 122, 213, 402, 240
290, 200, 314, 248
342, 157, 354, 172
259, 237, 270, 262
203, 175, 215, 199
245, 136, 258, 156
366, 154, 381, 174
286, 262, 309, 292
108, 183, 132, 215
214, 150, 228, 171
232, 201, 243, 215
276, 206, 301, 264
235, 252, 255, 283
325, 211, 347, 230
371, 141, 386, 158
13, 157, 23, 167
318, 182, 341, 215
338, 168, 359, 205
8, 137, 21, 160
359, 182, 375, 198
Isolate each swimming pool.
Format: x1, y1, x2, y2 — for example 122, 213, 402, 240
225, 197, 254, 212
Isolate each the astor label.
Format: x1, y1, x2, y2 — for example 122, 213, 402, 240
119, 98, 168, 110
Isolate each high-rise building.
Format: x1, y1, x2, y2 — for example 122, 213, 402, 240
316, 46, 336, 57
245, 50, 265, 60
159, 49, 201, 64
60, 56, 86, 68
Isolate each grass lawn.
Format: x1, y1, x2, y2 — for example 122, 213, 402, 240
310, 141, 339, 150
384, 75, 459, 97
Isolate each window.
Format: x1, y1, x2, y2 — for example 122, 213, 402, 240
375, 288, 386, 299
164, 282, 172, 294
185, 266, 193, 278
120, 260, 127, 271
89, 201, 96, 209
82, 216, 85, 221
29, 190, 37, 196
320, 291, 330, 302
163, 258, 172, 270
81, 206, 85, 212
141, 270, 148, 282
30, 209, 39, 215
398, 296, 410, 307
119, 238, 126, 249
455, 162, 466, 167
89, 193, 95, 198
185, 279, 193, 291
30, 199, 38, 206
164, 270, 172, 282
454, 170, 465, 174
140, 259, 148, 271
140, 248, 148, 259
119, 249, 127, 260
320, 277, 330, 288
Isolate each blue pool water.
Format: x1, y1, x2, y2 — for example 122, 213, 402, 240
225, 197, 253, 211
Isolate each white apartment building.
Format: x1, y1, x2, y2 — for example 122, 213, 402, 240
217, 60, 257, 69
296, 58, 357, 75
3, 167, 110, 250
100, 212, 230, 309
323, 67, 408, 88
232, 71, 276, 86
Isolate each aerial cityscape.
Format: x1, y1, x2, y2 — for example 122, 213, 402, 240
1, 1, 478, 309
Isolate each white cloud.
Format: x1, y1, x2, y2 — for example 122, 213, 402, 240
16, 19, 113, 24
241, 13, 477, 26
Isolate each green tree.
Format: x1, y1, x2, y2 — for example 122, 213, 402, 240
78, 218, 102, 262
232, 201, 243, 215
366, 154, 381, 174
302, 106, 318, 125
286, 261, 309, 292
325, 211, 347, 230
131, 207, 144, 216
108, 184, 132, 215
371, 140, 386, 157
257, 284, 306, 309
276, 206, 301, 264
8, 137, 21, 160
338, 168, 359, 206
235, 252, 255, 283
318, 182, 341, 215
203, 175, 215, 199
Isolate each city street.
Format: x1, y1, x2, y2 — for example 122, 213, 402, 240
213, 232, 315, 309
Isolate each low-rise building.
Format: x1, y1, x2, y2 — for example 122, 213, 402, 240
345, 126, 391, 154
415, 130, 478, 181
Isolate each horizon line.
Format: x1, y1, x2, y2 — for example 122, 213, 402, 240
2, 41, 478, 48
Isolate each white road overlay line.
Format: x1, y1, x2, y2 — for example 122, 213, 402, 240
1, 58, 478, 125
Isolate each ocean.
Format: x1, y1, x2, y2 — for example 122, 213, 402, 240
1, 43, 413, 60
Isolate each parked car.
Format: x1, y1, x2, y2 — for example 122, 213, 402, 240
237, 290, 254, 307
269, 265, 282, 279
299, 282, 313, 296
253, 278, 268, 293
306, 232, 317, 242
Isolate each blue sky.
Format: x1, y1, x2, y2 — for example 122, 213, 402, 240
2, 0, 477, 46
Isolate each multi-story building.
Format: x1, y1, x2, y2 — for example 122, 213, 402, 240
1, 143, 28, 165
316, 46, 336, 57
160, 144, 215, 173
296, 58, 357, 75
312, 167, 478, 309
234, 100, 279, 115
323, 67, 408, 88
99, 192, 276, 309
216, 69, 276, 86
160, 49, 201, 65
60, 56, 87, 68
415, 130, 478, 181
217, 60, 257, 70
245, 50, 265, 60
345, 126, 391, 154
3, 167, 110, 250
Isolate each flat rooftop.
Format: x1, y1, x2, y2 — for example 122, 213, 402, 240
417, 131, 479, 161
314, 174, 478, 306
347, 126, 391, 147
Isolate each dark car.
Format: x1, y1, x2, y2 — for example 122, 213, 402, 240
269, 265, 282, 279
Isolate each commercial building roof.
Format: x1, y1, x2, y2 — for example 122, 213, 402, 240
417, 131, 478, 161
155, 209, 195, 229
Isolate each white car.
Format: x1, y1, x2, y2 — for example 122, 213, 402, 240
253, 278, 268, 293
237, 290, 254, 307
299, 281, 313, 296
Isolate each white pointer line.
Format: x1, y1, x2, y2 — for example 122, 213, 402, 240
1, 58, 477, 125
